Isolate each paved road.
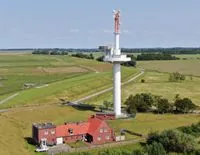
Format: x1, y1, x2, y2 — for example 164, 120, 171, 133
73, 70, 144, 103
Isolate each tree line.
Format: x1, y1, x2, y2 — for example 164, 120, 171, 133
32, 49, 68, 55
121, 47, 200, 54
32, 48, 99, 55
137, 53, 179, 61
125, 93, 198, 114
71, 53, 94, 59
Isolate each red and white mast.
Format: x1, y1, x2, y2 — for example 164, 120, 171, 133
104, 10, 131, 117
114, 10, 120, 53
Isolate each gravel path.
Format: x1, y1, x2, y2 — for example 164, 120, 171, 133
0, 93, 19, 105
73, 70, 144, 103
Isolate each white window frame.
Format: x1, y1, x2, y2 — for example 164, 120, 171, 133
44, 130, 48, 135
97, 136, 101, 141
99, 128, 103, 133
105, 136, 110, 140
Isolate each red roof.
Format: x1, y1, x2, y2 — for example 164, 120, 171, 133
55, 117, 109, 138
56, 122, 89, 137
87, 117, 104, 135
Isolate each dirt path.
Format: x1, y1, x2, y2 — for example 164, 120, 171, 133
0, 93, 19, 105
0, 70, 144, 113
73, 70, 144, 103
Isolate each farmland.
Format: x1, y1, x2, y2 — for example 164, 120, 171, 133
0, 53, 200, 155
0, 53, 138, 109
86, 71, 200, 106
137, 59, 200, 76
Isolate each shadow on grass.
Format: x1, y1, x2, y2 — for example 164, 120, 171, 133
71, 105, 100, 112
24, 137, 36, 146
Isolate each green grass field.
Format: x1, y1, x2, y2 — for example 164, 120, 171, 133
86, 71, 200, 106
137, 60, 200, 76
0, 53, 138, 109
0, 105, 199, 155
1, 53, 200, 155
173, 54, 200, 59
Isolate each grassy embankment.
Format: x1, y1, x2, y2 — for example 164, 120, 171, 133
0, 53, 138, 109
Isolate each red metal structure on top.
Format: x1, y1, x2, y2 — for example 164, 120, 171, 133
114, 10, 120, 33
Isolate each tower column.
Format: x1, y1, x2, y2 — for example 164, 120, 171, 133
114, 33, 120, 55
113, 63, 121, 116
103, 10, 131, 117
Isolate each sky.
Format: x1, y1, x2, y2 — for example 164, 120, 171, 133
0, 0, 200, 48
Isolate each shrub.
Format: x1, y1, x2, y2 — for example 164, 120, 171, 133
147, 130, 198, 153
157, 98, 172, 113
125, 93, 154, 113
175, 98, 197, 113
169, 72, 186, 82
145, 142, 167, 155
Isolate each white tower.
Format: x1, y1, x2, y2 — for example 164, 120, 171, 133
104, 10, 131, 117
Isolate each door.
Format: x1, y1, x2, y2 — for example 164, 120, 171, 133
56, 137, 63, 144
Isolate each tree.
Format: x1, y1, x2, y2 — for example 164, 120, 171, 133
175, 98, 196, 113
131, 149, 145, 155
147, 130, 198, 153
145, 142, 167, 155
125, 93, 154, 113
157, 98, 171, 113
169, 72, 186, 82
96, 56, 104, 62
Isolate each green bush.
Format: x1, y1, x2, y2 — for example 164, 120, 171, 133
147, 130, 198, 153
145, 142, 167, 155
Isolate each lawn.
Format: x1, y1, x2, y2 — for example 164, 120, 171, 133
0, 105, 93, 155
108, 113, 200, 138
86, 71, 200, 106
137, 59, 200, 76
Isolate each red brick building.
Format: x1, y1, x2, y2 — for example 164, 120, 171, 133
32, 123, 56, 145
32, 115, 115, 145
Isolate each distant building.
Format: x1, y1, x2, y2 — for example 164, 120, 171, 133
32, 115, 115, 145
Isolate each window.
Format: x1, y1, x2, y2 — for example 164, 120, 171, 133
97, 136, 101, 141
68, 128, 73, 135
106, 136, 110, 140
99, 128, 103, 133
51, 130, 55, 135
44, 130, 48, 135
104, 128, 108, 133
